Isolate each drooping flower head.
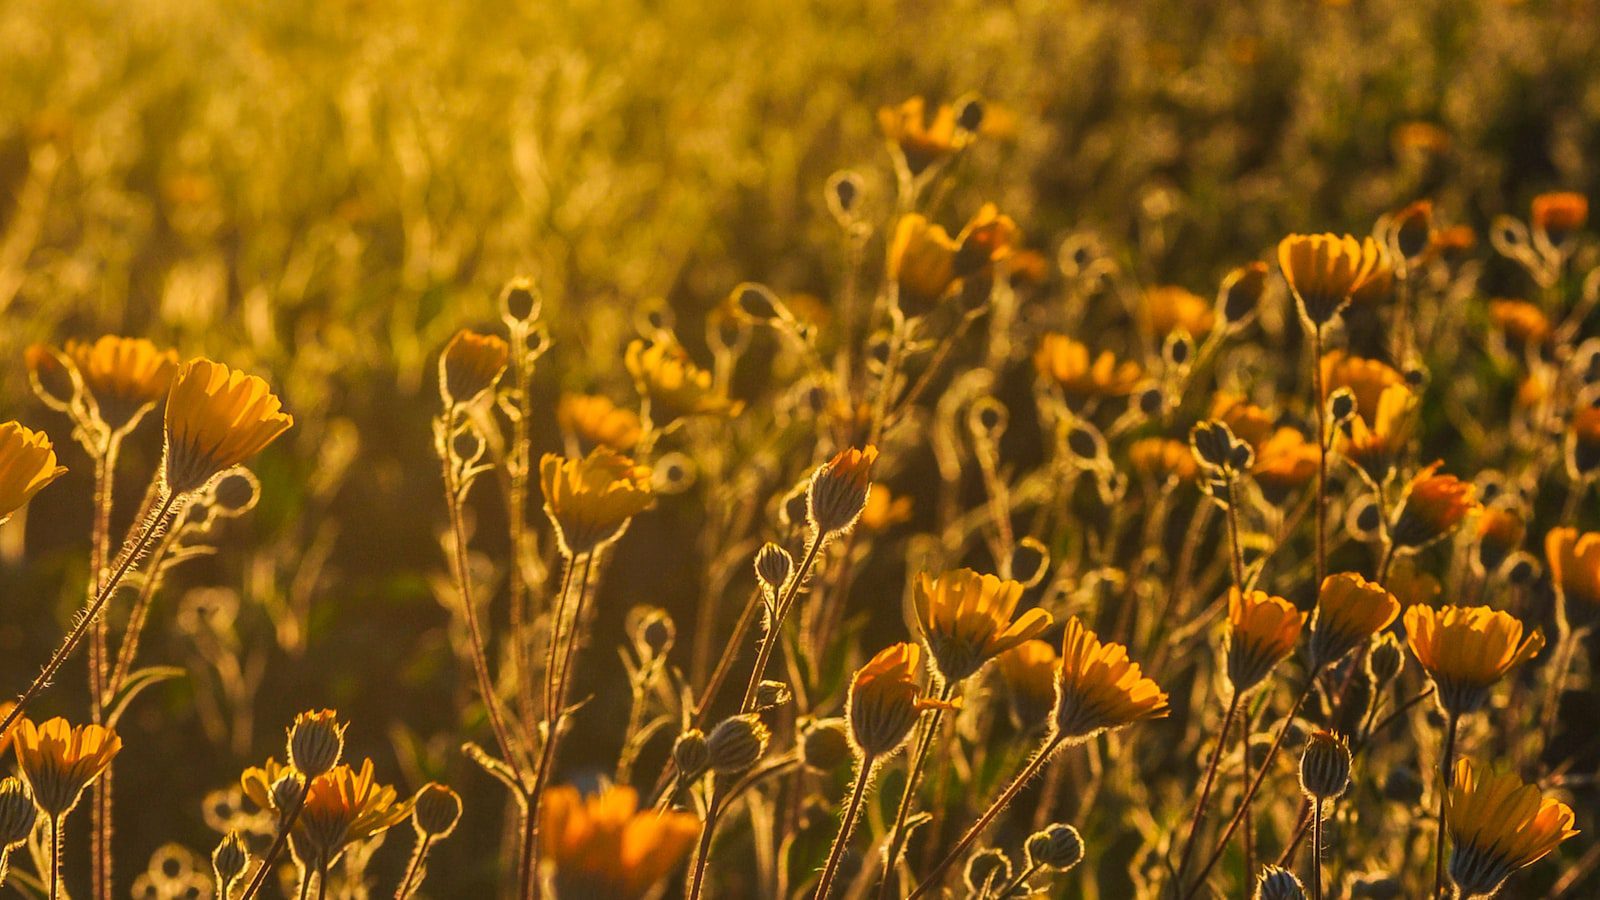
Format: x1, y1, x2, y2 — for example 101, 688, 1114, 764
846, 642, 952, 759
1445, 758, 1577, 898
807, 445, 878, 537
294, 759, 410, 871
1051, 617, 1169, 741
1309, 573, 1400, 667
0, 422, 67, 524
1278, 233, 1386, 327
539, 447, 654, 556
1546, 527, 1600, 606
1404, 605, 1543, 716
1390, 463, 1478, 549
438, 329, 509, 408
539, 784, 699, 900
161, 359, 293, 495
909, 568, 1053, 684
11, 718, 122, 818
1473, 505, 1525, 577
624, 339, 740, 426
65, 336, 180, 432
1226, 588, 1306, 696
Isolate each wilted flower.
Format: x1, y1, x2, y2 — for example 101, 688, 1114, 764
539, 785, 699, 900
162, 359, 293, 494
0, 421, 67, 524
807, 445, 878, 537
625, 339, 740, 426
910, 568, 1053, 683
539, 447, 654, 556
1051, 617, 1169, 741
438, 329, 509, 408
1226, 588, 1305, 696
1034, 334, 1144, 398
1309, 573, 1400, 667
557, 393, 643, 452
12, 717, 122, 818
1404, 605, 1543, 716
1546, 527, 1600, 605
1389, 463, 1477, 549
1278, 233, 1386, 327
65, 336, 180, 432
1445, 759, 1577, 898
846, 642, 951, 758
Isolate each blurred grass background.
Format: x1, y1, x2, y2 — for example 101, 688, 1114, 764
1, 0, 1597, 893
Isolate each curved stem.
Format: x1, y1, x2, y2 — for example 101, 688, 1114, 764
907, 733, 1066, 900
739, 535, 824, 713
0, 489, 178, 739
1433, 712, 1460, 900
816, 758, 876, 900
995, 861, 1042, 899
1174, 693, 1241, 885
394, 834, 434, 899
876, 684, 955, 899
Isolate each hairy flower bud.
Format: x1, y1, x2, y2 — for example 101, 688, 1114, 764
412, 783, 464, 838
1025, 823, 1084, 871
1299, 730, 1352, 802
288, 709, 346, 778
706, 715, 769, 775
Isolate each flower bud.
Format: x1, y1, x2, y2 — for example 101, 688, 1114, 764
272, 770, 305, 812
0, 778, 37, 848
672, 729, 711, 779
826, 171, 864, 225
807, 446, 878, 536
755, 680, 792, 711
500, 277, 542, 325
212, 831, 249, 888
706, 715, 769, 775
754, 543, 794, 598
24, 344, 82, 413
287, 709, 345, 778
1299, 729, 1352, 803
210, 468, 261, 517
1254, 865, 1307, 900
1025, 823, 1084, 871
411, 783, 463, 838
1009, 537, 1050, 589
1218, 262, 1268, 327
1367, 633, 1405, 685
798, 718, 851, 772
628, 606, 676, 659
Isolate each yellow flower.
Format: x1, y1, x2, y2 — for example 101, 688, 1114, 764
1278, 233, 1386, 327
557, 393, 643, 452
997, 640, 1058, 729
1473, 507, 1525, 575
911, 569, 1053, 683
807, 445, 878, 536
1226, 589, 1306, 696
161, 359, 293, 494
1445, 758, 1577, 898
624, 339, 740, 426
877, 96, 969, 176
1488, 299, 1552, 346
1209, 393, 1275, 449
1252, 427, 1320, 501
888, 204, 1018, 316
1320, 351, 1405, 424
1033, 334, 1143, 399
1546, 527, 1600, 605
1142, 285, 1214, 338
1337, 382, 1417, 486
12, 717, 121, 817
846, 642, 952, 758
1405, 605, 1542, 716
539, 784, 699, 900
65, 336, 180, 432
239, 757, 293, 813
1391, 121, 1451, 159
295, 759, 410, 870
1568, 405, 1600, 478
859, 485, 913, 531
1390, 462, 1478, 549
1385, 555, 1442, 608
1309, 572, 1400, 666
1347, 251, 1395, 306
1531, 191, 1588, 247
437, 329, 509, 408
539, 447, 654, 556
1051, 617, 1169, 741
0, 422, 67, 524
1128, 437, 1198, 484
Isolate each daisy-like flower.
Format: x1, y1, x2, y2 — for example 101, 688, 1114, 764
1445, 758, 1577, 898
887, 204, 1018, 316
0, 422, 67, 524
1225, 588, 1306, 696
1309, 572, 1400, 667
1405, 605, 1544, 716
539, 784, 699, 900
11, 717, 122, 818
1252, 427, 1320, 502
1128, 437, 1199, 484
294, 759, 411, 871
539, 447, 654, 556
161, 359, 293, 495
557, 393, 642, 452
807, 445, 878, 537
624, 339, 740, 426
997, 640, 1059, 729
859, 485, 913, 531
846, 642, 953, 758
1390, 463, 1478, 550
1278, 233, 1386, 327
1050, 617, 1169, 741
1336, 382, 1417, 486
1320, 351, 1405, 423
1143, 284, 1214, 338
437, 329, 509, 408
877, 96, 971, 176
65, 335, 180, 432
1530, 191, 1588, 250
1033, 334, 1143, 399
1210, 392, 1275, 449
1546, 527, 1600, 605
909, 568, 1053, 684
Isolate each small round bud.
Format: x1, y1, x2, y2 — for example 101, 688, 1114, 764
1505, 552, 1540, 585
628, 606, 676, 659
1367, 633, 1405, 684
500, 277, 542, 325
1218, 262, 1268, 327
1024, 823, 1084, 871
411, 783, 463, 838
672, 729, 711, 779
755, 543, 794, 597
1164, 330, 1194, 367
706, 714, 770, 775
733, 283, 786, 323
1254, 865, 1307, 900
1299, 729, 1352, 802
755, 680, 792, 711
963, 848, 1012, 893
798, 718, 851, 772
1065, 424, 1104, 463
210, 468, 261, 516
287, 709, 346, 778
807, 446, 878, 536
969, 398, 1009, 442
211, 831, 249, 887
1136, 385, 1165, 416
271, 771, 305, 812
0, 778, 38, 847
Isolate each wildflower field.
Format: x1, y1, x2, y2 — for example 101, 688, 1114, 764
2, 0, 1600, 896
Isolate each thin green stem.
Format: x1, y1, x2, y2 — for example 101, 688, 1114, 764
48, 816, 60, 900
686, 782, 726, 900
1434, 713, 1460, 900
395, 834, 434, 899
816, 758, 876, 900
740, 534, 824, 712
1310, 799, 1323, 900
1174, 693, 1240, 885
